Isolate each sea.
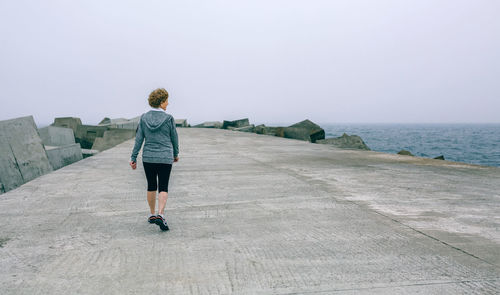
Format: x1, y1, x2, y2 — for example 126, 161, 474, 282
320, 123, 500, 167
261, 123, 500, 168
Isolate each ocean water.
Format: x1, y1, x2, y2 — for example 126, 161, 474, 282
319, 123, 500, 167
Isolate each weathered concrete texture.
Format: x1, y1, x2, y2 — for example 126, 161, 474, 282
38, 126, 75, 147
0, 128, 499, 294
222, 118, 249, 129
317, 133, 371, 150
111, 116, 140, 130
45, 144, 83, 170
98, 117, 140, 130
81, 148, 99, 158
0, 116, 53, 194
75, 125, 109, 149
98, 117, 112, 125
254, 124, 279, 136
0, 136, 22, 193
282, 119, 326, 143
175, 119, 188, 127
254, 124, 266, 134
51, 117, 82, 135
230, 124, 255, 132
91, 129, 136, 151
193, 121, 223, 128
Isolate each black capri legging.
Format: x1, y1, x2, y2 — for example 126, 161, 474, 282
143, 162, 172, 192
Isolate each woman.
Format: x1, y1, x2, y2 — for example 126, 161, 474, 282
130, 88, 179, 231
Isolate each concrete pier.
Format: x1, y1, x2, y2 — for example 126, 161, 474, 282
1, 128, 499, 294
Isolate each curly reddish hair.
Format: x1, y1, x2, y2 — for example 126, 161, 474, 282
148, 88, 169, 108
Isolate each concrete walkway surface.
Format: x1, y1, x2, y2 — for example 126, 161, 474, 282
1, 128, 499, 294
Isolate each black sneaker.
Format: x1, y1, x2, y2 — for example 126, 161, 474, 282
155, 215, 169, 231
148, 215, 157, 224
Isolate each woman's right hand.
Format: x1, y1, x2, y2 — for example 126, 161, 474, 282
130, 161, 137, 170
174, 156, 179, 162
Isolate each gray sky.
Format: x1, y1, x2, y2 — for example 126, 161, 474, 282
1, 0, 499, 125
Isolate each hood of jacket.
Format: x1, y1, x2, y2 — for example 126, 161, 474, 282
142, 110, 168, 131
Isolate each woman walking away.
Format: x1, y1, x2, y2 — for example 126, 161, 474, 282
130, 88, 179, 231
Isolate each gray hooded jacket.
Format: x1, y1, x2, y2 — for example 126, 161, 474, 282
131, 110, 179, 164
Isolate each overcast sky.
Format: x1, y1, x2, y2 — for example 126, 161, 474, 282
1, 0, 499, 125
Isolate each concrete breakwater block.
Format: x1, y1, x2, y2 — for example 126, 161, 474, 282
287, 119, 325, 143
98, 117, 112, 125
0, 138, 22, 194
254, 124, 279, 136
0, 116, 53, 194
193, 121, 222, 128
230, 124, 255, 132
45, 144, 83, 170
81, 148, 99, 158
98, 116, 140, 130
272, 119, 325, 143
175, 119, 188, 127
398, 150, 414, 156
317, 133, 371, 150
222, 118, 249, 129
51, 117, 82, 135
75, 125, 109, 149
254, 124, 266, 134
38, 126, 75, 146
91, 129, 136, 151
284, 126, 324, 142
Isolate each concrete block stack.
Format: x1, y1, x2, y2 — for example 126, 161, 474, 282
282, 120, 326, 143
317, 133, 370, 150
44, 145, 83, 170
221, 118, 326, 143
92, 129, 136, 151
74, 125, 109, 149
220, 118, 371, 150
0, 116, 53, 194
39, 126, 75, 146
222, 118, 250, 129
39, 126, 83, 170
92, 116, 141, 151
51, 117, 82, 136
175, 119, 189, 127
193, 121, 223, 128
98, 116, 140, 130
